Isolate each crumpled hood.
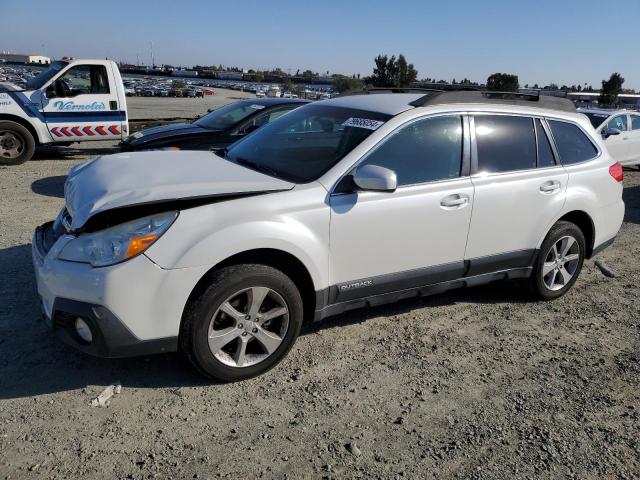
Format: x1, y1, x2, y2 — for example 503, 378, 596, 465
64, 150, 294, 230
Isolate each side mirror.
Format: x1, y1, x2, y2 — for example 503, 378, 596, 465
353, 164, 397, 192
602, 127, 622, 139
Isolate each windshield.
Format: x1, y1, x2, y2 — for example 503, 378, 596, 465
26, 60, 68, 89
225, 104, 391, 183
583, 112, 610, 129
194, 100, 266, 130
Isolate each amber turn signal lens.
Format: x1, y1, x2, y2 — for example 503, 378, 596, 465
125, 233, 159, 259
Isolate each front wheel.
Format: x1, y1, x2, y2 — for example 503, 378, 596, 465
528, 221, 585, 300
180, 264, 303, 381
0, 121, 36, 165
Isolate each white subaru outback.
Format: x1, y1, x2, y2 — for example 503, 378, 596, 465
32, 91, 625, 381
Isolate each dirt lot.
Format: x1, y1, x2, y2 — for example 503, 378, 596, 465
0, 145, 639, 479
127, 89, 254, 120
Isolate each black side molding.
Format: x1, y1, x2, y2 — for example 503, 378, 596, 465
314, 249, 539, 322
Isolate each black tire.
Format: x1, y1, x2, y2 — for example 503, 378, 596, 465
528, 221, 586, 300
0, 121, 36, 166
180, 264, 303, 381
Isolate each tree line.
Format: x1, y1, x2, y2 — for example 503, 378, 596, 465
331, 54, 631, 106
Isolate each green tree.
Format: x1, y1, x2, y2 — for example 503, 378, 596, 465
371, 54, 391, 87
369, 54, 418, 87
486, 73, 519, 92
395, 54, 417, 87
332, 75, 364, 93
598, 72, 625, 106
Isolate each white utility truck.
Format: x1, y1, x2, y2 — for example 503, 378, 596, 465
0, 59, 128, 165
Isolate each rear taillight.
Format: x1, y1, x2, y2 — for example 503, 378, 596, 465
609, 162, 623, 182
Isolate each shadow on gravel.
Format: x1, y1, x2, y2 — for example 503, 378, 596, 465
622, 184, 640, 225
0, 244, 208, 400
302, 280, 530, 336
0, 241, 531, 399
31, 175, 66, 198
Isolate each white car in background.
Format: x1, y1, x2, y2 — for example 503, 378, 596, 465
579, 108, 640, 167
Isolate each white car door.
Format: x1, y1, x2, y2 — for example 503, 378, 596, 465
465, 115, 568, 270
601, 114, 631, 164
40, 63, 125, 142
626, 114, 640, 165
329, 115, 474, 302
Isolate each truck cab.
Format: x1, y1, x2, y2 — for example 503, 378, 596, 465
0, 58, 128, 165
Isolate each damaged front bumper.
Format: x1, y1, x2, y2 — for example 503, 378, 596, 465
32, 222, 191, 358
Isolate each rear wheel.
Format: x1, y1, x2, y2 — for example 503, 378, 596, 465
528, 221, 585, 300
0, 121, 35, 165
180, 264, 303, 381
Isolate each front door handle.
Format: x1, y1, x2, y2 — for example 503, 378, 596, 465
440, 193, 469, 208
540, 180, 561, 193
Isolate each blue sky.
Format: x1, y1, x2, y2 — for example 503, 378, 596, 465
2, 0, 639, 89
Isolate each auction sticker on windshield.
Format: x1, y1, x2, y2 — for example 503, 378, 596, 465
342, 118, 385, 130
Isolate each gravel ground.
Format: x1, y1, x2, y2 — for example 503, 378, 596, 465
0, 146, 639, 479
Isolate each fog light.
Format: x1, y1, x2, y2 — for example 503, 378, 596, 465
75, 317, 93, 343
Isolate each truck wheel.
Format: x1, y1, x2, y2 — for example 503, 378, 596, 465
180, 264, 303, 382
0, 121, 36, 166
528, 221, 585, 300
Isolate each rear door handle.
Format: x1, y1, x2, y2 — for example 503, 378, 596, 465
440, 194, 469, 208
540, 180, 561, 193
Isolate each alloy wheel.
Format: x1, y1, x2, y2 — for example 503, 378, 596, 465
542, 235, 581, 291
207, 286, 289, 367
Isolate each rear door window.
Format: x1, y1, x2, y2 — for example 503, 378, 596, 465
535, 119, 556, 168
474, 115, 536, 173
548, 120, 598, 165
631, 115, 640, 130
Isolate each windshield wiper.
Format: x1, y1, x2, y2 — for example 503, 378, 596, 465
234, 157, 282, 180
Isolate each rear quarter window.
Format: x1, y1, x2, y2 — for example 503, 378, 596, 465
548, 120, 598, 165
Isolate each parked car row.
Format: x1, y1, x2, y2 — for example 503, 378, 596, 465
33, 90, 625, 382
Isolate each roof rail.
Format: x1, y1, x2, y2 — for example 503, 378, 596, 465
338, 87, 444, 97
409, 90, 576, 113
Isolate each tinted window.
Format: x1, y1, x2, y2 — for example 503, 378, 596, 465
548, 120, 598, 165
241, 105, 297, 132
195, 101, 267, 130
359, 116, 462, 186
607, 115, 628, 131
535, 119, 556, 168
583, 112, 609, 129
54, 65, 110, 96
475, 115, 536, 173
631, 115, 640, 130
226, 104, 391, 183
